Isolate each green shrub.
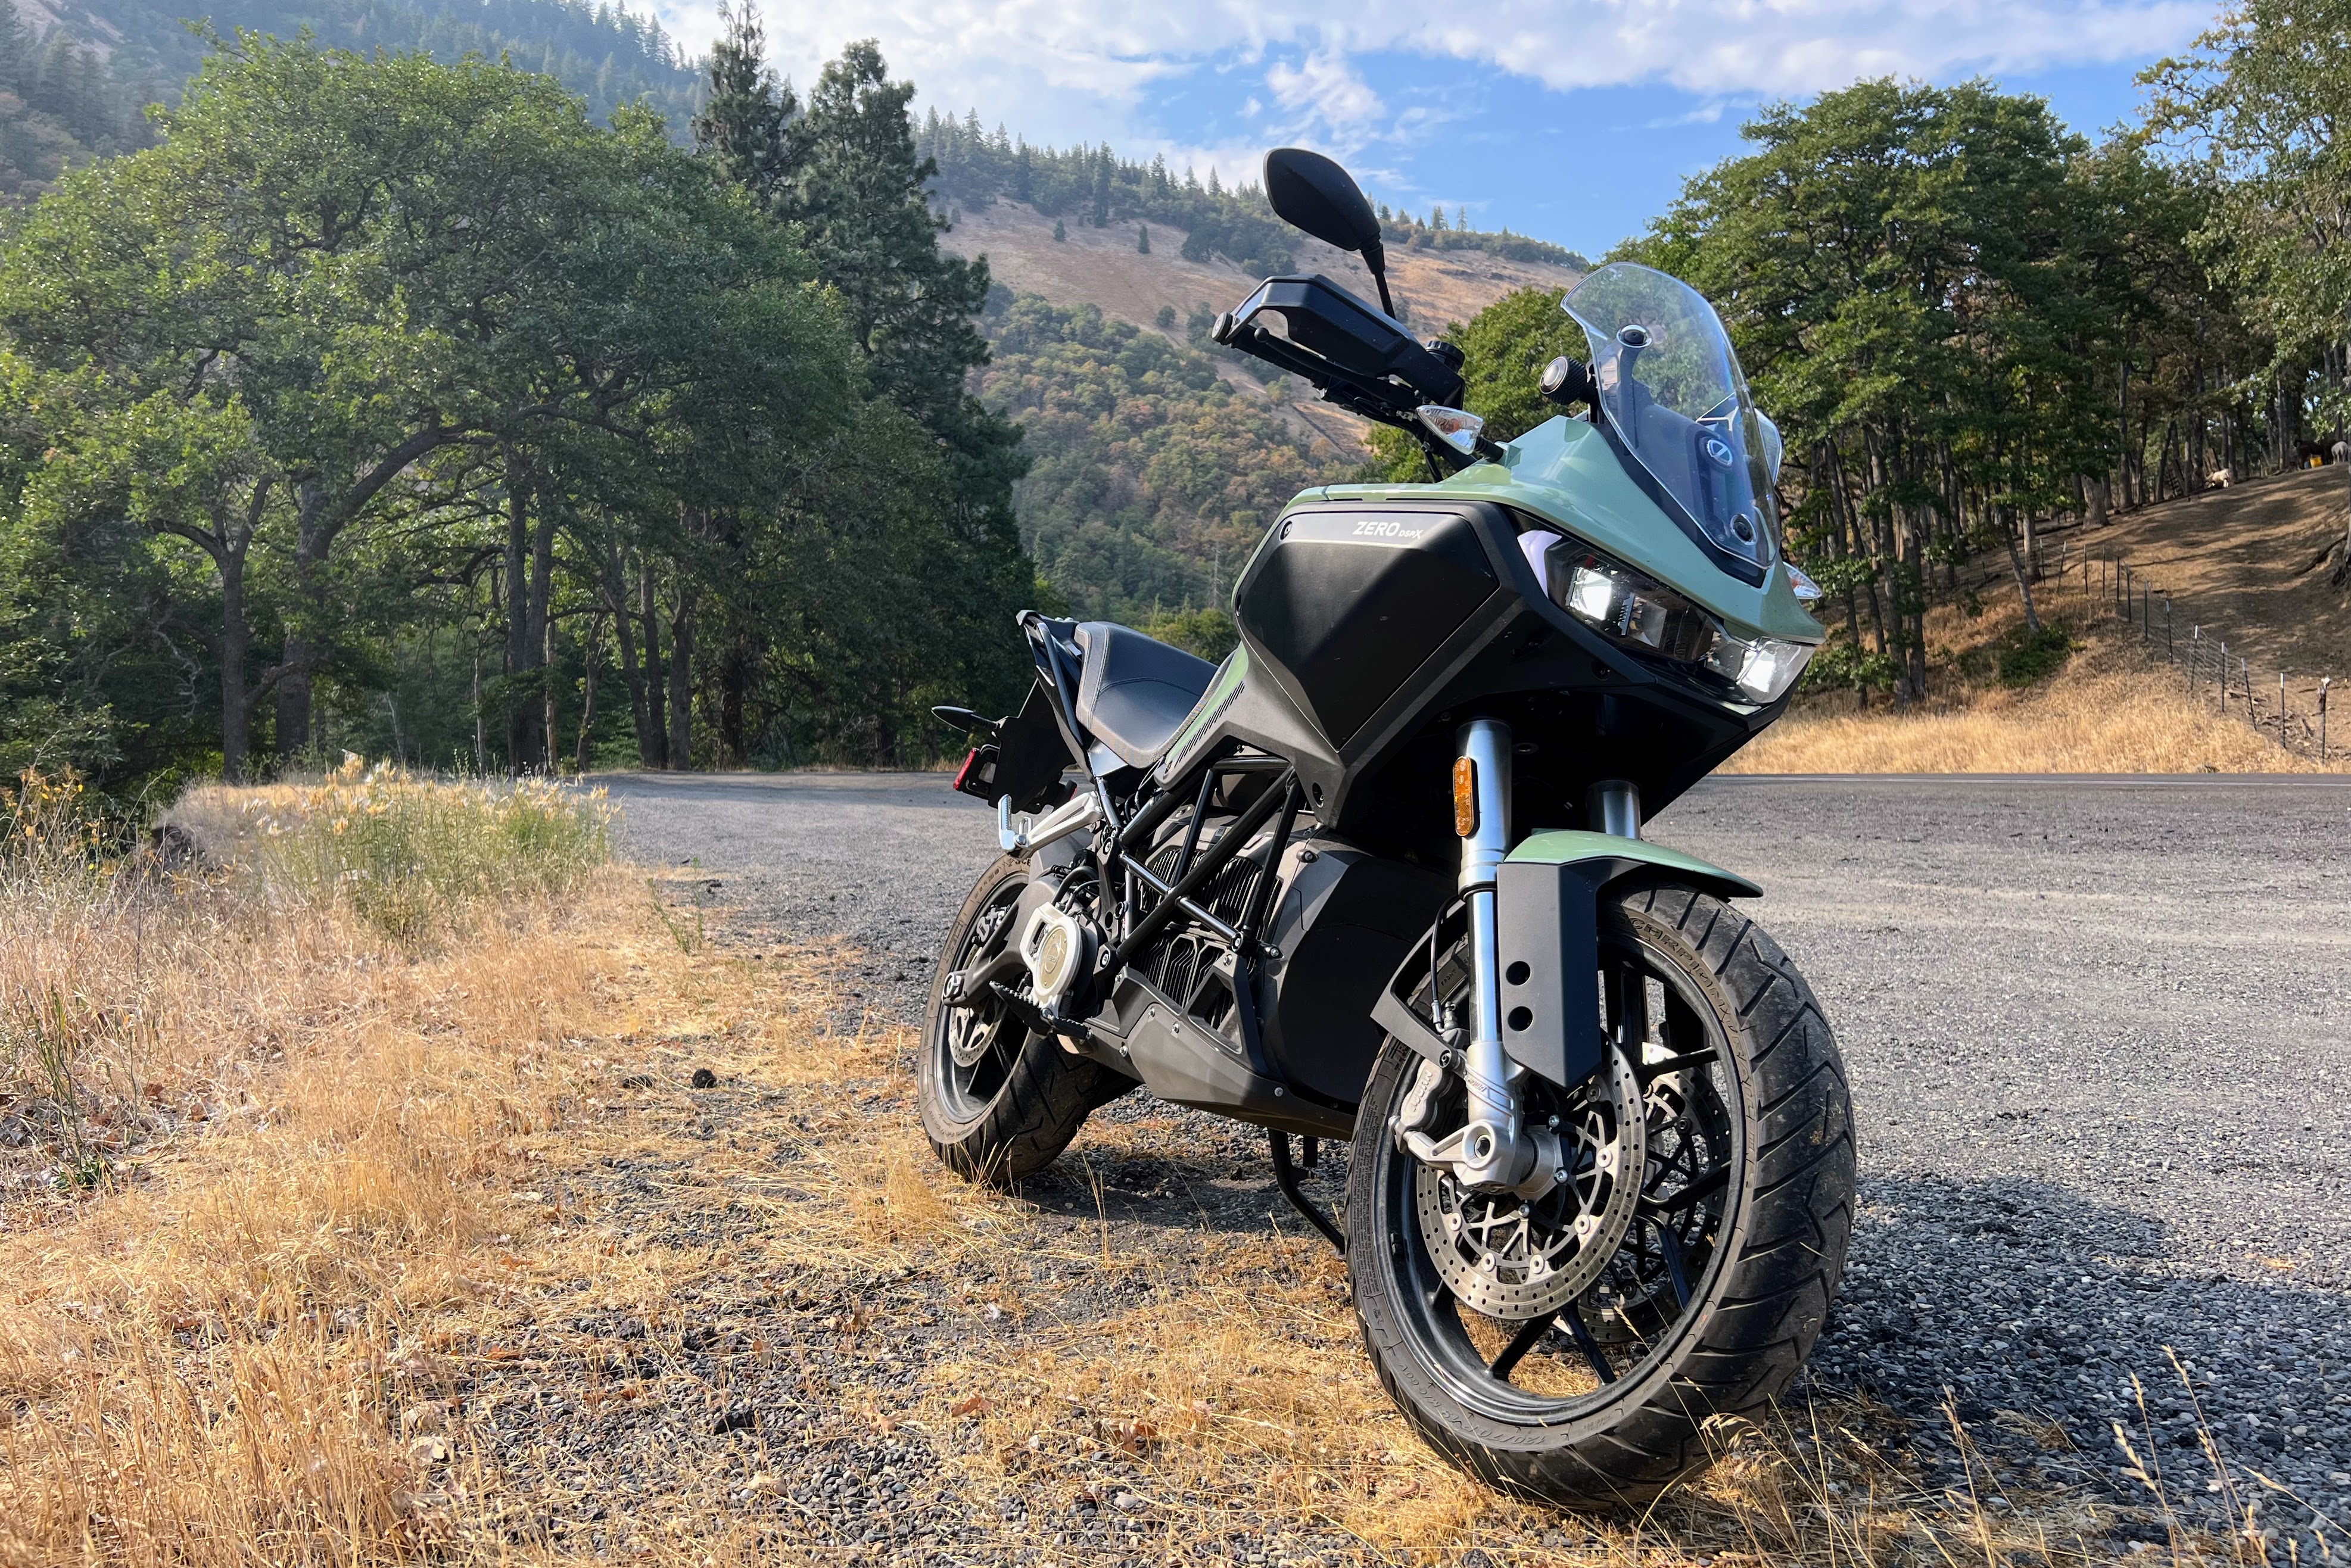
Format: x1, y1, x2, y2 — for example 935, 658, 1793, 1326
198, 759, 614, 945
1997, 622, 2075, 686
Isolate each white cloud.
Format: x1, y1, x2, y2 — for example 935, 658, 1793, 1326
650, 0, 2211, 184
1266, 51, 1384, 141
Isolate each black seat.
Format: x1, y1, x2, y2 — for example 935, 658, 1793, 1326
1073, 622, 1218, 768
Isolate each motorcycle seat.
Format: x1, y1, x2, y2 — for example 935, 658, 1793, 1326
1073, 622, 1219, 768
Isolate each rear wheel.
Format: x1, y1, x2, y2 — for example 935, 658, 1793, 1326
917, 854, 1132, 1184
1347, 882, 1854, 1505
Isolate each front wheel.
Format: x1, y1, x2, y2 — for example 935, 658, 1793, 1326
1347, 882, 1855, 1506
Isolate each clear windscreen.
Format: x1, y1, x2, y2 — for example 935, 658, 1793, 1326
1562, 264, 1779, 575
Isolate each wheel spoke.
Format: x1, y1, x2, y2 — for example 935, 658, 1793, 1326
1637, 1048, 1718, 1082
1489, 1310, 1559, 1382
1561, 1306, 1617, 1384
1640, 1161, 1730, 1217
1652, 1218, 1692, 1309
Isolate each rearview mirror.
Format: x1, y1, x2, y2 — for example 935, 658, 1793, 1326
1265, 148, 1381, 254
1264, 147, 1394, 317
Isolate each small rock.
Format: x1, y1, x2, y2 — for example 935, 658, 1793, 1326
690, 1068, 718, 1089
712, 1403, 756, 1434
400, 1401, 449, 1436
1112, 1491, 1147, 1514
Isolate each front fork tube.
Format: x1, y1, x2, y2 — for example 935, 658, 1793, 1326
1450, 719, 1547, 1193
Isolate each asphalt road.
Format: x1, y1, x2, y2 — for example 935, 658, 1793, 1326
605, 769, 2351, 1540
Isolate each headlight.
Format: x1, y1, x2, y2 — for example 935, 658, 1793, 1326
1545, 543, 1813, 703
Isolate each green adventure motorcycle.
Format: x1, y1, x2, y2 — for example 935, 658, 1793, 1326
917, 148, 1854, 1505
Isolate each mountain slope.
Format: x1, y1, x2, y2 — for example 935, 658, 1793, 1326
944, 198, 1585, 616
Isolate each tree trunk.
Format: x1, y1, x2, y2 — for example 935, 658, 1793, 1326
2088, 475, 2108, 529
575, 612, 603, 774
543, 607, 561, 772
501, 459, 550, 773
220, 549, 253, 784
667, 585, 695, 771
2001, 511, 2041, 634
642, 558, 668, 769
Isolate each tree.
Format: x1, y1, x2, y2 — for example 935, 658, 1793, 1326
1054, 217, 1066, 241
0, 36, 859, 781
1137, 223, 1150, 254
2146, 0, 2351, 566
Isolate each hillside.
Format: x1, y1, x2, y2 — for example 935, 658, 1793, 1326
943, 197, 1587, 352
0, 0, 696, 197
945, 197, 1585, 616
2054, 463, 2351, 681
1743, 466, 2351, 772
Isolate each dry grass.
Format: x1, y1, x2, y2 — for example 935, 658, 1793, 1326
0, 770, 2288, 1567
1732, 579, 2346, 775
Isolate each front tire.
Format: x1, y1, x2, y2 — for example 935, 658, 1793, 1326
1347, 881, 1855, 1506
917, 854, 1132, 1184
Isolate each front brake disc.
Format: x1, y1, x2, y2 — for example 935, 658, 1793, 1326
1413, 1046, 1648, 1320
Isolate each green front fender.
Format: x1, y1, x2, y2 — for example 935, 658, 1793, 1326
1495, 832, 1760, 1090
1502, 830, 1761, 901
1371, 830, 1763, 1092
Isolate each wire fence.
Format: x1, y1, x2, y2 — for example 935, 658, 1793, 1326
2045, 537, 2338, 764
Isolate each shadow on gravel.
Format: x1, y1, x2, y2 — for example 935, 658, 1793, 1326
1815, 1171, 2348, 1548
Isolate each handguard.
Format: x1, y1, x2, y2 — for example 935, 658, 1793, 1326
1373, 831, 1760, 1092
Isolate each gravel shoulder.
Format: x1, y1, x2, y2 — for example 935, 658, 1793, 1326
595, 768, 2351, 1555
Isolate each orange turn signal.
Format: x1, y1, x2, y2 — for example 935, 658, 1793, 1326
1453, 757, 1477, 837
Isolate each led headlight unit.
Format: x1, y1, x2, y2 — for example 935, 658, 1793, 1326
1549, 545, 1814, 704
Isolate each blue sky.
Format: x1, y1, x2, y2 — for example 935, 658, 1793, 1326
652, 1, 2216, 260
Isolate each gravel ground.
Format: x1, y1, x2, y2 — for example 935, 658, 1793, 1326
602, 769, 2351, 1553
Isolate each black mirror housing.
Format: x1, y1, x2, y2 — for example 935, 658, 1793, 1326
1264, 148, 1382, 255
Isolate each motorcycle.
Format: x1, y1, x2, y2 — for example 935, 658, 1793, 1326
918, 147, 1854, 1505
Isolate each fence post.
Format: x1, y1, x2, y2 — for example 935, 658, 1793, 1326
2190, 626, 2200, 694
2322, 677, 2331, 762
2280, 671, 2288, 747
2165, 596, 2173, 657
2220, 642, 2228, 711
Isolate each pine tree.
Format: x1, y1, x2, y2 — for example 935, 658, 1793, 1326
690, 2, 797, 208
1054, 217, 1066, 241
1136, 223, 1148, 254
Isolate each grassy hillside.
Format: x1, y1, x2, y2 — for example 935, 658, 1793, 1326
1746, 468, 2351, 772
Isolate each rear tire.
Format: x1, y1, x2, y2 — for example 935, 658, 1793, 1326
1347, 881, 1854, 1506
917, 854, 1132, 1185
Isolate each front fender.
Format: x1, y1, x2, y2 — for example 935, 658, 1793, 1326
1371, 830, 1760, 1092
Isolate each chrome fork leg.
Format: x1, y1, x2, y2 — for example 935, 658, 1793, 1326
1452, 718, 1539, 1191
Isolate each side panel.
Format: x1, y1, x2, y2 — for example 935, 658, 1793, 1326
1257, 840, 1452, 1105
1235, 508, 1499, 747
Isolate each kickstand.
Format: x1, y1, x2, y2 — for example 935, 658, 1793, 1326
1268, 1130, 1346, 1254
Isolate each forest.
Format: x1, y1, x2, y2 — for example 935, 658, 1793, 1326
3, 0, 2350, 797
0, 0, 697, 199
0, 16, 1036, 796
1369, 4, 2351, 707
913, 111, 1589, 274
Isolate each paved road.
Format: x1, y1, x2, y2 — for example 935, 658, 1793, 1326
605, 770, 2351, 1538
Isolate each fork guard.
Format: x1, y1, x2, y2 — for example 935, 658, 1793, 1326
1371, 830, 1763, 1092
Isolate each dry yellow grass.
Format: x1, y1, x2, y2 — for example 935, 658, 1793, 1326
0, 770, 2272, 1567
